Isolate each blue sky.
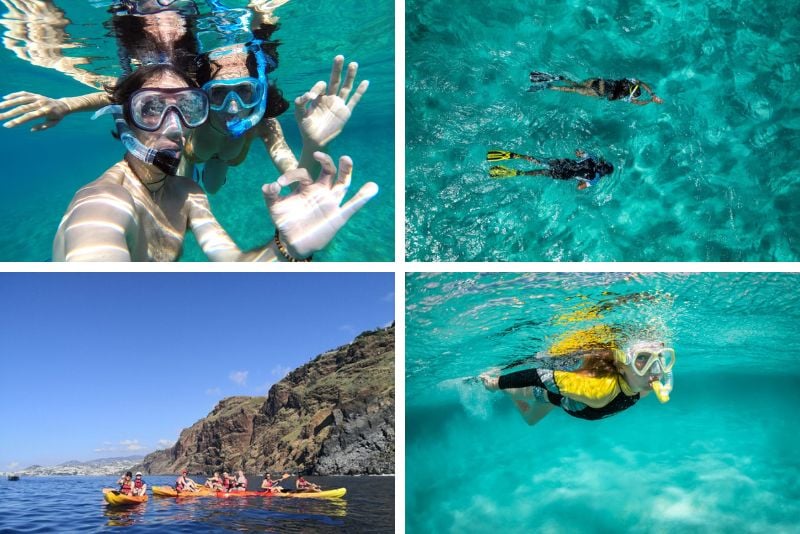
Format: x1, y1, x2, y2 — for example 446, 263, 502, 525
0, 273, 394, 469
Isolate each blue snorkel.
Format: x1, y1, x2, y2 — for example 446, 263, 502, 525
93, 105, 181, 176
224, 40, 270, 138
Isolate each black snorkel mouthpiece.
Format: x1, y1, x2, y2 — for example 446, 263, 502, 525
153, 149, 181, 176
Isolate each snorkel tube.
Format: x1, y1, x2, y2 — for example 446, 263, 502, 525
651, 371, 673, 403
221, 40, 271, 138
93, 105, 180, 176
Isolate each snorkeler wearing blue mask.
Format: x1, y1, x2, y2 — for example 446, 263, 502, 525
480, 329, 676, 425
529, 72, 664, 105
185, 45, 368, 193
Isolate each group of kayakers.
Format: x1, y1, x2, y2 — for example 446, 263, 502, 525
116, 468, 323, 495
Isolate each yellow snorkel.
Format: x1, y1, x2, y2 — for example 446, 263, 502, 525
614, 343, 676, 403
651, 372, 673, 403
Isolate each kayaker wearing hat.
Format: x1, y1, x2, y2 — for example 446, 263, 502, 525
131, 472, 148, 496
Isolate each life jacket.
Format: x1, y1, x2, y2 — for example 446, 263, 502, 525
120, 480, 132, 493
222, 478, 232, 489
134, 478, 144, 489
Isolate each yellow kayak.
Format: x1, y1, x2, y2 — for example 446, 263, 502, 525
273, 488, 346, 499
151, 485, 214, 497
104, 491, 148, 506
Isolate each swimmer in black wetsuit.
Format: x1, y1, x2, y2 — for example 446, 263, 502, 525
487, 149, 613, 190
529, 72, 663, 105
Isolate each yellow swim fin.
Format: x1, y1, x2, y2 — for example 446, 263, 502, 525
487, 150, 515, 161
489, 165, 520, 178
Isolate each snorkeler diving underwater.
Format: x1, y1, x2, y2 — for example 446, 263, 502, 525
406, 0, 800, 261
0, 0, 393, 261
406, 272, 800, 531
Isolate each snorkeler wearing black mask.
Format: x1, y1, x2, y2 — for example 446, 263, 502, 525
487, 149, 614, 190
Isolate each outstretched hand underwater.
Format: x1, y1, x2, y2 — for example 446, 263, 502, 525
0, 91, 72, 131
262, 151, 378, 259
294, 55, 369, 148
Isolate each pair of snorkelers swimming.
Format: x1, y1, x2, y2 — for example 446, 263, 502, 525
486, 72, 663, 189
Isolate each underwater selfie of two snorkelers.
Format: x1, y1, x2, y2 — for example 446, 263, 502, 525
479, 295, 676, 427
0, 1, 377, 261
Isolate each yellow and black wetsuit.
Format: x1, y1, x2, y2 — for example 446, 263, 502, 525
499, 324, 639, 420
498, 368, 639, 420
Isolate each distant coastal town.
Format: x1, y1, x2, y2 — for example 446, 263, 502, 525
4, 456, 143, 477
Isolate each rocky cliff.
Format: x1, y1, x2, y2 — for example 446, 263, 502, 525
135, 324, 394, 475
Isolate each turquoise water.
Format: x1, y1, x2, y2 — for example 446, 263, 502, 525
0, 0, 393, 262
406, 273, 800, 532
0, 475, 393, 531
406, 1, 800, 261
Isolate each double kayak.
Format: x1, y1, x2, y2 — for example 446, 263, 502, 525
214, 488, 346, 499
104, 491, 148, 506
152, 486, 214, 497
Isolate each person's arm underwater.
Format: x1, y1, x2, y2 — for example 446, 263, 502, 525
188, 152, 377, 261
632, 81, 663, 105
294, 55, 368, 176
256, 117, 300, 174
0, 91, 111, 131
52, 168, 137, 262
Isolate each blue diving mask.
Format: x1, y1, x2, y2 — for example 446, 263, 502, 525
202, 78, 264, 112
203, 40, 272, 138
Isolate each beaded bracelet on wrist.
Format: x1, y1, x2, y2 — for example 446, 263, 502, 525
274, 230, 312, 262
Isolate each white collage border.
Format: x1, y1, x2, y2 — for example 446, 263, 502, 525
2, 2, 799, 532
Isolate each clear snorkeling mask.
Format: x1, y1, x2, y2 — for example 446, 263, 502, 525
615, 342, 676, 403
127, 88, 209, 132
615, 343, 676, 377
